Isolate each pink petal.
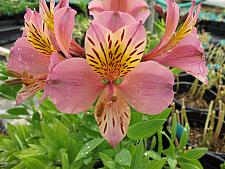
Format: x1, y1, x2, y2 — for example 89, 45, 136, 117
95, 87, 130, 147
88, 0, 150, 23
152, 30, 208, 84
85, 21, 146, 80
16, 81, 45, 105
45, 58, 105, 114
69, 40, 85, 58
92, 11, 137, 33
54, 7, 77, 57
118, 61, 174, 115
152, 0, 179, 51
23, 8, 43, 36
7, 37, 50, 76
55, 0, 69, 11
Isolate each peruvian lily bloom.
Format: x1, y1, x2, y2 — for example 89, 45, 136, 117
45, 11, 174, 147
88, 0, 150, 23
143, 0, 208, 83
7, 1, 81, 104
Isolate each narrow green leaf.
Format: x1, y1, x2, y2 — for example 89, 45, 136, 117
115, 149, 131, 166
75, 138, 104, 161
182, 148, 208, 160
171, 68, 183, 75
7, 107, 29, 116
62, 152, 70, 169
148, 158, 167, 169
168, 158, 177, 169
171, 113, 177, 142
128, 119, 166, 140
179, 162, 200, 169
144, 150, 161, 160
178, 124, 190, 150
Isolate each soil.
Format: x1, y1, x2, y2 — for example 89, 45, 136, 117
189, 127, 225, 153
175, 92, 209, 109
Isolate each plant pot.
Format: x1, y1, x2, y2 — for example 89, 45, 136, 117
199, 152, 225, 169
199, 20, 225, 38
173, 82, 219, 113
0, 16, 23, 45
175, 72, 196, 83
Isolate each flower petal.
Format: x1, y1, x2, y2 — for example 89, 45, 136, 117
16, 81, 45, 105
88, 0, 150, 23
69, 39, 85, 58
152, 0, 179, 51
54, 7, 77, 57
39, 0, 55, 31
85, 21, 146, 80
143, 0, 201, 60
7, 37, 50, 76
152, 30, 208, 84
92, 11, 137, 33
118, 61, 174, 115
45, 58, 105, 114
24, 9, 55, 56
55, 0, 69, 11
95, 87, 130, 147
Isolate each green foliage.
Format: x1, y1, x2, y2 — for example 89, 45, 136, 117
0, 0, 39, 16
73, 14, 91, 46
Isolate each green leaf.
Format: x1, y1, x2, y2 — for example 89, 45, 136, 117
148, 108, 171, 120
99, 152, 124, 169
131, 141, 144, 169
168, 158, 177, 169
148, 158, 167, 169
178, 124, 190, 150
75, 138, 104, 161
130, 108, 142, 125
171, 68, 183, 75
62, 152, 70, 169
115, 149, 131, 166
182, 148, 208, 160
22, 156, 51, 169
0, 114, 23, 119
144, 150, 161, 160
179, 162, 200, 169
177, 158, 203, 169
171, 113, 177, 142
83, 156, 92, 165
128, 119, 166, 139
7, 107, 29, 116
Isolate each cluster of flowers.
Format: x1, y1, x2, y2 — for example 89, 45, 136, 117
7, 0, 207, 147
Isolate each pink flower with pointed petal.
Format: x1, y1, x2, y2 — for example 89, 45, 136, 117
143, 0, 208, 84
39, 0, 84, 57
7, 1, 81, 104
45, 12, 174, 147
88, 0, 150, 23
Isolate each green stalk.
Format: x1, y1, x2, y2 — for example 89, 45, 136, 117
209, 111, 216, 145
213, 101, 225, 142
188, 79, 199, 96
203, 101, 213, 139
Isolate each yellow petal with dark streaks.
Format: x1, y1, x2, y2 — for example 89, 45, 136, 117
85, 22, 146, 81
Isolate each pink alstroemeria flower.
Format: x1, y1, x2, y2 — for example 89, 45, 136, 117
7, 0, 82, 104
45, 12, 174, 147
88, 0, 150, 23
143, 0, 208, 83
